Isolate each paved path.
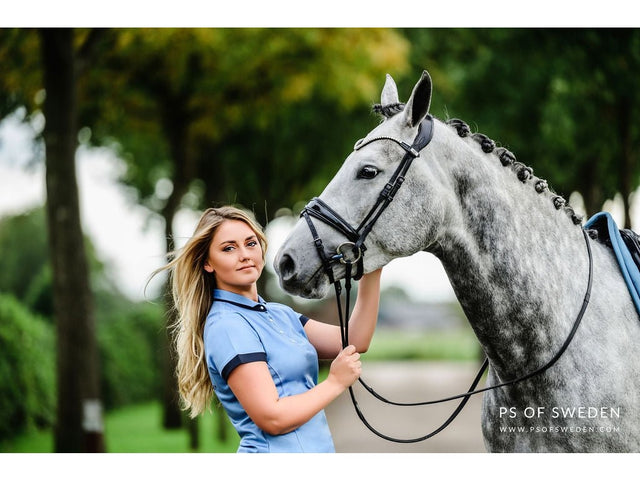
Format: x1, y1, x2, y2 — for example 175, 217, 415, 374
325, 361, 487, 453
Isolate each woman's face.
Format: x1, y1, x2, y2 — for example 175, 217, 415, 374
204, 219, 264, 296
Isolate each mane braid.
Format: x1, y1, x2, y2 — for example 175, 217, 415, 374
372, 102, 405, 119
445, 118, 583, 226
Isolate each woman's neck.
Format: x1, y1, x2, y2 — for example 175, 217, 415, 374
218, 284, 260, 303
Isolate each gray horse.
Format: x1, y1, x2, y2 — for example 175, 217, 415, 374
273, 70, 640, 452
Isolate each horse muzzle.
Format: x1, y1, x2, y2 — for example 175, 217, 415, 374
274, 248, 332, 299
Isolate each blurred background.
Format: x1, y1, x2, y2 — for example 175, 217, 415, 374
1, 27, 640, 453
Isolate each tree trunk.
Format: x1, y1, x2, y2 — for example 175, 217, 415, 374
160, 206, 183, 430
40, 28, 105, 453
618, 98, 634, 229
188, 415, 200, 451
580, 159, 604, 219
159, 97, 199, 441
215, 403, 228, 443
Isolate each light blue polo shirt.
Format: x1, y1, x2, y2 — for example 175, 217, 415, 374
204, 289, 335, 453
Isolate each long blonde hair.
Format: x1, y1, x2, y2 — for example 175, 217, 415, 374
155, 206, 268, 417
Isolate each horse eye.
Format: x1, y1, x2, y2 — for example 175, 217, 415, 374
357, 166, 379, 180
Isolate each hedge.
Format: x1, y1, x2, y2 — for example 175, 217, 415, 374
97, 300, 164, 409
0, 293, 56, 441
0, 292, 166, 442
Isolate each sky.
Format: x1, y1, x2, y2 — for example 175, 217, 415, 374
0, 112, 458, 304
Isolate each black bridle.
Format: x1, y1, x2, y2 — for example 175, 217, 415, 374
302, 115, 435, 284
300, 115, 594, 443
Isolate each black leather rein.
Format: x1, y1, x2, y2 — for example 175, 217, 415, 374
300, 115, 594, 443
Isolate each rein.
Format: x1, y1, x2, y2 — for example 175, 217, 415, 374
301, 116, 595, 443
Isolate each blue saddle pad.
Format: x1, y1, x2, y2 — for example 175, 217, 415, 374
584, 211, 640, 317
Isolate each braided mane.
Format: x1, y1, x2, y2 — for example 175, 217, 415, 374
373, 102, 406, 118
372, 103, 583, 227
446, 117, 583, 227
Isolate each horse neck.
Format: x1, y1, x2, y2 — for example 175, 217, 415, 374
432, 153, 589, 379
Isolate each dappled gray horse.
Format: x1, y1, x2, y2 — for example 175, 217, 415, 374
274, 70, 640, 452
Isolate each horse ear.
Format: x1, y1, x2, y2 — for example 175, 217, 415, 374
381, 74, 399, 105
403, 70, 432, 128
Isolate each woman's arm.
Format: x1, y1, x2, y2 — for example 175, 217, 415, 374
305, 268, 382, 359
227, 345, 361, 435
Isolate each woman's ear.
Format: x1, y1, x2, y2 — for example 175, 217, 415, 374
204, 262, 214, 273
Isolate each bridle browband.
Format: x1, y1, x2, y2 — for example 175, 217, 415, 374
300, 114, 594, 443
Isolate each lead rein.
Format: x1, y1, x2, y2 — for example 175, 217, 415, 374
334, 227, 592, 442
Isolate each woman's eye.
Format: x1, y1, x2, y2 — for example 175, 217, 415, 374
357, 166, 379, 179
222, 245, 235, 252
247, 241, 258, 248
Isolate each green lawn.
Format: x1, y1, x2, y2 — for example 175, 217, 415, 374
1, 401, 239, 453
364, 327, 481, 362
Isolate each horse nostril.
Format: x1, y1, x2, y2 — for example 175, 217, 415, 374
278, 254, 296, 282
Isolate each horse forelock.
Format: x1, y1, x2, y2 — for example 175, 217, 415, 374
444, 117, 584, 228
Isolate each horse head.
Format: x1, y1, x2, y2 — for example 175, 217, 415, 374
275, 71, 454, 298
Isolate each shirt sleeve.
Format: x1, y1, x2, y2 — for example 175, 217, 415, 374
205, 312, 266, 381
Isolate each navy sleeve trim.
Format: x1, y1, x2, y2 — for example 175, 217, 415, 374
299, 314, 310, 326
221, 352, 267, 381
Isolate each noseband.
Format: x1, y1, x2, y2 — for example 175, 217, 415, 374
299, 114, 594, 443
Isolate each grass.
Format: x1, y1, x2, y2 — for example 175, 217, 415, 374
1, 401, 239, 453
363, 327, 482, 362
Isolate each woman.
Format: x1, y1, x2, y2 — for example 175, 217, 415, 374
160, 206, 381, 452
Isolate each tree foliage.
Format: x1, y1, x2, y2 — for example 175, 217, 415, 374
403, 28, 640, 227
81, 28, 410, 226
0, 29, 42, 117
0, 209, 52, 316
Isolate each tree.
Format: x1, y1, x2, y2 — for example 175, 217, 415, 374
403, 29, 640, 227
1, 27, 110, 451
0, 29, 42, 118
0, 208, 52, 317
38, 28, 106, 453
539, 29, 640, 227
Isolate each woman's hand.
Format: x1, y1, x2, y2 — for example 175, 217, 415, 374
327, 345, 361, 389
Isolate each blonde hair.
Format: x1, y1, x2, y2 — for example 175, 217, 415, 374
155, 206, 268, 417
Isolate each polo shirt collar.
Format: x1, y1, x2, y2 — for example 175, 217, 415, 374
213, 289, 268, 312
